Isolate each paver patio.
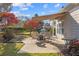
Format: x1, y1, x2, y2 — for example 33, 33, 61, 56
18, 37, 65, 53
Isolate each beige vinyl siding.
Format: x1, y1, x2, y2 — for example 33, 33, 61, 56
60, 4, 79, 39
63, 14, 73, 39
70, 8, 79, 39
63, 7, 79, 39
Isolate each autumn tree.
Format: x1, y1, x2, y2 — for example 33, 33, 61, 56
0, 12, 19, 42
23, 20, 39, 36
24, 20, 39, 29
2, 12, 19, 26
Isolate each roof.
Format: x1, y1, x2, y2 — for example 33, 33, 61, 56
32, 12, 67, 21
61, 3, 79, 12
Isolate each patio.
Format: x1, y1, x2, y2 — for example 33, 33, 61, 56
18, 37, 65, 53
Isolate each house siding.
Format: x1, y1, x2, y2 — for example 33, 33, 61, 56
63, 7, 79, 39
70, 8, 79, 39
63, 14, 72, 39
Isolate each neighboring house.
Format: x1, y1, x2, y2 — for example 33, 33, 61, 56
0, 16, 7, 28
0, 3, 12, 12
0, 3, 12, 29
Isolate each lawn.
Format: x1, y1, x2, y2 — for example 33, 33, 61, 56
17, 53, 62, 56
0, 42, 24, 56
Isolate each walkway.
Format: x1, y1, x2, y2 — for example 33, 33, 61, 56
18, 37, 65, 53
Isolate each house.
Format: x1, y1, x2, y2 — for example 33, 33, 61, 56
32, 12, 67, 39
0, 3, 12, 12
0, 3, 12, 29
32, 3, 79, 40
61, 3, 79, 40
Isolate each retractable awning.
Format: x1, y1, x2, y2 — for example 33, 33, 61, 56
32, 12, 68, 21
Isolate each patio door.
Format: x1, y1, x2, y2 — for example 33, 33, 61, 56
50, 20, 58, 37
50, 20, 64, 39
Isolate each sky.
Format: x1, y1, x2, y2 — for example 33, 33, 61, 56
10, 3, 68, 19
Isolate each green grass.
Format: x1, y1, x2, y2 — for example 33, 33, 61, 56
17, 53, 61, 56
17, 32, 30, 35
0, 42, 24, 56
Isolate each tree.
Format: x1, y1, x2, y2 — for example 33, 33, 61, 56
24, 20, 39, 30
23, 20, 39, 36
34, 13, 38, 17
0, 12, 19, 29
2, 12, 19, 26
0, 12, 19, 42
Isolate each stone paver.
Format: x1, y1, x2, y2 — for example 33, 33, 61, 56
18, 37, 65, 53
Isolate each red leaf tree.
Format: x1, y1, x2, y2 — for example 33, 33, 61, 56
24, 20, 39, 30
0, 12, 19, 28
2, 12, 19, 26
23, 20, 40, 36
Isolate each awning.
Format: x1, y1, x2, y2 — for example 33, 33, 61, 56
32, 12, 68, 21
